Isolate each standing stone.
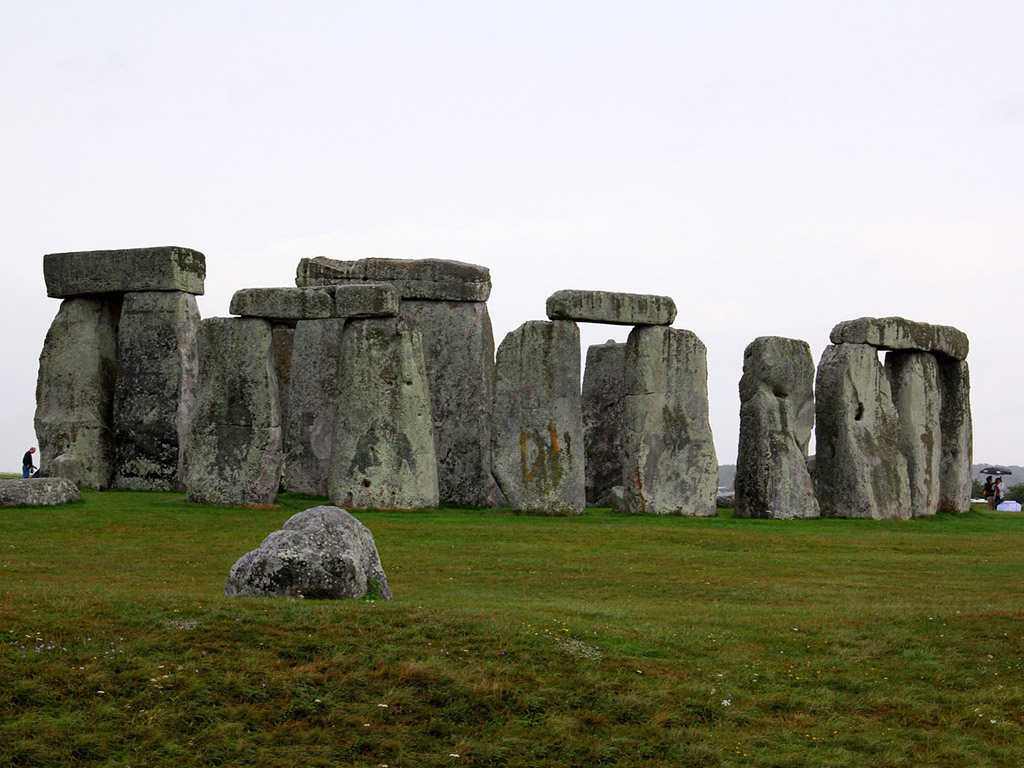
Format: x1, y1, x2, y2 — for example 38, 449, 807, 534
284, 318, 346, 495
885, 351, 942, 517
938, 359, 973, 512
583, 341, 626, 506
328, 316, 438, 510
35, 297, 120, 490
814, 344, 911, 519
734, 336, 818, 519
402, 300, 501, 507
184, 318, 283, 505
620, 326, 718, 516
271, 323, 295, 450
112, 292, 200, 491
492, 321, 585, 515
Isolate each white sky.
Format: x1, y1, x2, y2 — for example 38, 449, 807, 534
3, 1, 1021, 473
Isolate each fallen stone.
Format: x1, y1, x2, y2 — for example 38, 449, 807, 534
546, 289, 676, 326
230, 287, 334, 319
296, 257, 491, 302
35, 297, 120, 490
328, 315, 439, 510
734, 336, 819, 520
491, 321, 585, 515
619, 326, 718, 516
113, 292, 200, 491
583, 340, 626, 506
716, 492, 735, 509
829, 317, 968, 361
403, 300, 502, 507
44, 246, 205, 298
814, 343, 911, 519
224, 505, 392, 599
938, 359, 973, 512
0, 478, 80, 507
184, 318, 283, 505
885, 351, 942, 517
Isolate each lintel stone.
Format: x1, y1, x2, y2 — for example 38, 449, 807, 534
829, 316, 968, 360
44, 246, 206, 298
545, 289, 676, 326
230, 287, 334, 319
295, 257, 491, 302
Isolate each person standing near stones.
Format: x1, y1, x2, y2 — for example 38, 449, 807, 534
995, 478, 1005, 508
983, 476, 995, 508
22, 447, 37, 478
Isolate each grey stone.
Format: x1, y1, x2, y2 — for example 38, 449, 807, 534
112, 292, 200, 491
271, 324, 295, 455
44, 246, 205, 298
716, 492, 735, 509
184, 318, 283, 505
224, 505, 392, 599
938, 360, 973, 512
332, 284, 400, 317
49, 453, 82, 486
619, 326, 718, 516
829, 317, 968, 361
608, 485, 626, 511
296, 257, 491, 302
814, 344, 911, 519
230, 287, 334, 319
0, 478, 80, 508
491, 320, 585, 515
546, 290, 677, 326
284, 318, 346, 495
328, 315, 439, 510
885, 351, 942, 517
34, 297, 120, 490
734, 336, 819, 520
583, 340, 626, 506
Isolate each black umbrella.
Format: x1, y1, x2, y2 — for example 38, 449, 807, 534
979, 466, 1013, 476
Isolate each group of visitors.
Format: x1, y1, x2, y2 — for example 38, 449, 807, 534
983, 476, 1006, 509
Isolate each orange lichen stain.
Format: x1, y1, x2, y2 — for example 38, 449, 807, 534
634, 466, 646, 514
548, 423, 560, 454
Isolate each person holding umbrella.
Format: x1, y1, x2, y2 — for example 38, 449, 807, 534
984, 476, 996, 509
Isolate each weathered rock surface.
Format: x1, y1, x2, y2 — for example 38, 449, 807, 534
620, 326, 718, 516
224, 505, 392, 599
230, 287, 334, 319
403, 300, 501, 507
583, 341, 626, 506
0, 478, 81, 508
49, 453, 83, 486
938, 359, 973, 512
284, 318, 346, 495
734, 336, 819, 519
112, 292, 200, 491
44, 246, 205, 298
491, 321, 585, 514
271, 324, 295, 452
885, 351, 941, 517
830, 317, 968, 361
814, 344, 911, 519
35, 297, 120, 490
328, 315, 439, 510
297, 257, 491, 302
546, 290, 676, 326
333, 284, 401, 317
184, 318, 283, 505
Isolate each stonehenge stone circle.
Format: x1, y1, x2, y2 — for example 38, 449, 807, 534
546, 289, 677, 326
830, 316, 968, 361
328, 315, 439, 510
814, 343, 911, 519
113, 291, 200, 491
583, 340, 626, 506
297, 256, 491, 302
734, 336, 819, 520
885, 351, 942, 517
492, 320, 586, 514
184, 318, 283, 506
0, 478, 81, 508
224, 505, 392, 599
620, 326, 718, 516
44, 246, 205, 298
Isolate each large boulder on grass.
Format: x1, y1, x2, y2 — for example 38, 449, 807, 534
0, 478, 80, 508
224, 506, 392, 599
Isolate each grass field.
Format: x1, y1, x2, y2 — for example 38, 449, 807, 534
2, 492, 1024, 767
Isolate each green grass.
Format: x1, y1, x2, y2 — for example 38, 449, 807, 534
3, 493, 1024, 767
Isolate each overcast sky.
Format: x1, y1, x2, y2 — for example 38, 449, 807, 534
3, 1, 1021, 475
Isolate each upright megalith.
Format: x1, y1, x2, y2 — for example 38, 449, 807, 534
44, 246, 206, 298
328, 315, 438, 510
938, 359, 972, 512
885, 351, 941, 517
184, 318, 283, 505
734, 336, 818, 519
112, 292, 200, 491
583, 340, 626, 506
35, 297, 121, 490
814, 344, 911, 519
619, 326, 717, 516
492, 321, 585, 514
546, 289, 677, 326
